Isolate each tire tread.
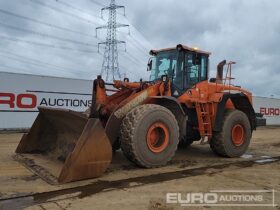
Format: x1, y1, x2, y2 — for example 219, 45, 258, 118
120, 104, 179, 167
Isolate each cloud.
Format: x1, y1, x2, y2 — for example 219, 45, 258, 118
0, 0, 151, 81
122, 0, 280, 97
0, 0, 279, 97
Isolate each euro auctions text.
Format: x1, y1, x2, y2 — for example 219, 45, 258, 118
166, 190, 277, 207
0, 92, 91, 110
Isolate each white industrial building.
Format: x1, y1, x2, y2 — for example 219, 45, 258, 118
0, 72, 279, 130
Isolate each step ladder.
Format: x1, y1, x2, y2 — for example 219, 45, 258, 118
195, 103, 212, 144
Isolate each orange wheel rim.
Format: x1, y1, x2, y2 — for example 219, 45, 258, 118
146, 122, 169, 153
231, 124, 244, 146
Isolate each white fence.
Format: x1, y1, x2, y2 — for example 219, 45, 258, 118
0, 72, 279, 130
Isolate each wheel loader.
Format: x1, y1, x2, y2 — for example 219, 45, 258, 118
15, 44, 265, 184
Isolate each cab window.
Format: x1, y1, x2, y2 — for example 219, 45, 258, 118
186, 54, 199, 87
149, 51, 178, 81
200, 56, 207, 81
185, 53, 208, 88
172, 52, 184, 91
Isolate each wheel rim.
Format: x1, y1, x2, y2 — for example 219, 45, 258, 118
146, 122, 169, 153
231, 124, 244, 146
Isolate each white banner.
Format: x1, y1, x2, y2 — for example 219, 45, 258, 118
0, 72, 92, 130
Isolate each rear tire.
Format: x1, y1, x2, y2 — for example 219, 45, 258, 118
210, 109, 252, 157
120, 104, 179, 168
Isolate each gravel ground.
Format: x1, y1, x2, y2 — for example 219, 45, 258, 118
0, 126, 279, 210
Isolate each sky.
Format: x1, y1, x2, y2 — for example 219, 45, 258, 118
0, 0, 279, 97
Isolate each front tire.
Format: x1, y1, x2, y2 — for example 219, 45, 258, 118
210, 109, 252, 157
120, 104, 179, 168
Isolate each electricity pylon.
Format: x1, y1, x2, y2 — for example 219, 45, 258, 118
96, 0, 129, 82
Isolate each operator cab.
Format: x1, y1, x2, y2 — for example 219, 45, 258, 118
148, 44, 211, 97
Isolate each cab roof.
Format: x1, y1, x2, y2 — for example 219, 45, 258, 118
150, 44, 211, 56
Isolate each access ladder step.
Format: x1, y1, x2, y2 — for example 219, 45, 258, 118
195, 103, 212, 138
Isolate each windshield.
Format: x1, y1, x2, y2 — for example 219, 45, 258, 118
149, 50, 178, 81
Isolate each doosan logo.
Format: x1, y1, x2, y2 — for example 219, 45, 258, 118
0, 92, 91, 110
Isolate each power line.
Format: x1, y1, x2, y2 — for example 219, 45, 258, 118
55, 0, 102, 20
0, 37, 147, 78
90, 0, 105, 8
123, 51, 147, 66
89, 0, 152, 53
97, 2, 153, 50
0, 1, 150, 78
0, 35, 98, 54
127, 36, 148, 56
116, 29, 151, 57
90, 0, 153, 50
0, 55, 97, 79
0, 63, 87, 79
0, 9, 96, 38
122, 20, 153, 50
130, 34, 151, 52
0, 50, 86, 73
29, 0, 100, 26
89, 0, 125, 18
120, 53, 138, 66
0, 22, 97, 47
0, 54, 84, 75
129, 25, 153, 49
119, 64, 142, 79
119, 51, 146, 69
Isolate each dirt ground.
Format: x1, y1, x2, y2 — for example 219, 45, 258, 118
0, 127, 279, 210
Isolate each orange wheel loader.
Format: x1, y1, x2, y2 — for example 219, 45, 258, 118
15, 44, 265, 184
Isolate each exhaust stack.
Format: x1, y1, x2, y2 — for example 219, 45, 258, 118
216, 60, 227, 84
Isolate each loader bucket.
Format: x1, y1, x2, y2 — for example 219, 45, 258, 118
15, 107, 112, 184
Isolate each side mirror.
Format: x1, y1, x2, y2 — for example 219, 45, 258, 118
147, 58, 153, 71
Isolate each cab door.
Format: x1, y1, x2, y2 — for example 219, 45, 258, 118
171, 51, 208, 96
171, 52, 184, 96
185, 53, 208, 89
